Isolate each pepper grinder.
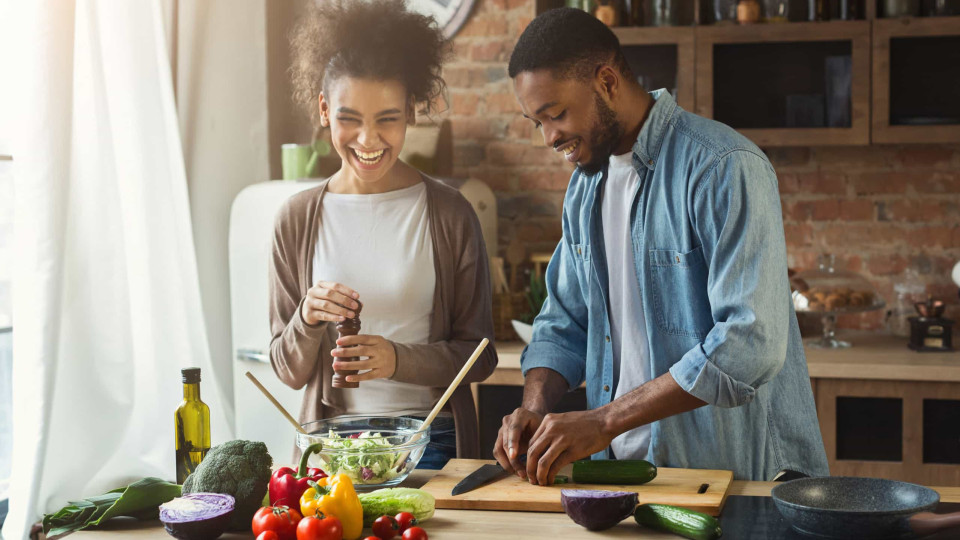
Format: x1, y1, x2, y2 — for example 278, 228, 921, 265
332, 301, 363, 389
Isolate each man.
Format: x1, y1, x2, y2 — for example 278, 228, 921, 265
493, 7, 829, 484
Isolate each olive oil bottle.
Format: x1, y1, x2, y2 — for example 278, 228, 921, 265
175, 367, 210, 484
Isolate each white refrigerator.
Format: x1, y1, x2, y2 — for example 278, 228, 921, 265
229, 180, 320, 461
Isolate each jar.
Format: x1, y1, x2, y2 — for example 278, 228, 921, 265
737, 0, 762, 23
713, 0, 740, 22
763, 0, 789, 21
651, 0, 681, 25
882, 0, 920, 16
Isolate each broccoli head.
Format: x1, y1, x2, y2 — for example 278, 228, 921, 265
182, 439, 272, 530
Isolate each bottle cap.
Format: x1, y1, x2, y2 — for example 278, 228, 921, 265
182, 367, 201, 383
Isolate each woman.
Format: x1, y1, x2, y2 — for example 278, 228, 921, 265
269, 0, 497, 468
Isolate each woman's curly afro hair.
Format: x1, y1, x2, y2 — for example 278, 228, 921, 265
290, 0, 450, 126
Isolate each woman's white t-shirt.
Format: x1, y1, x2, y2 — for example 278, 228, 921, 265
312, 182, 439, 415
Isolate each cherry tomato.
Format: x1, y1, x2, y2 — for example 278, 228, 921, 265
394, 512, 418, 534
363, 537, 381, 540
401, 526, 428, 540
258, 532, 280, 540
296, 513, 344, 540
372, 515, 399, 539
252, 505, 302, 540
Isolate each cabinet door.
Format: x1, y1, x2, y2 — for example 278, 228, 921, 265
872, 16, 960, 144
816, 378, 960, 486
695, 21, 871, 146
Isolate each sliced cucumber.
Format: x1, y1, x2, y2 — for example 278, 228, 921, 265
634, 503, 722, 540
571, 459, 657, 485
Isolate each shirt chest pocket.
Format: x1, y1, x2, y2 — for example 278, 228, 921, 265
649, 246, 713, 339
570, 242, 592, 289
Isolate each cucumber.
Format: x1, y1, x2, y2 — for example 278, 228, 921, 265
571, 459, 657, 485
634, 503, 722, 540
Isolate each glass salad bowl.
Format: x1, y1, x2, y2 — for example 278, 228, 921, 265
790, 254, 885, 348
296, 415, 430, 489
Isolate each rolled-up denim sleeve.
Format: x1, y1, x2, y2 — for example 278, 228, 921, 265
521, 230, 588, 390
669, 150, 791, 408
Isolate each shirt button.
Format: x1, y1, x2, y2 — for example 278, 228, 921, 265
605, 335, 611, 342
577, 247, 582, 255
604, 385, 610, 392
676, 255, 681, 263
648, 159, 654, 165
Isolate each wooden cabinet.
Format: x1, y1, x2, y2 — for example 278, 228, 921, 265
529, 5, 960, 145
872, 16, 960, 143
613, 27, 696, 111
695, 21, 871, 146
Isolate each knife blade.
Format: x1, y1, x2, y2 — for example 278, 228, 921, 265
451, 463, 511, 496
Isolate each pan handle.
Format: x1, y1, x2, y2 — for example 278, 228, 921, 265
909, 511, 960, 537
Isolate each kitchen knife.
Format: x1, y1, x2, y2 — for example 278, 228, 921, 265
451, 463, 511, 496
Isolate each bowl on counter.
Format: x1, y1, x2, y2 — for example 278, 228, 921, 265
511, 319, 534, 344
297, 415, 430, 489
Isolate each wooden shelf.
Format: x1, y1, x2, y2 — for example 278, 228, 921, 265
695, 21, 871, 146
872, 16, 960, 144
613, 26, 696, 110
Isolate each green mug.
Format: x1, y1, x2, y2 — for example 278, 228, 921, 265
281, 140, 332, 180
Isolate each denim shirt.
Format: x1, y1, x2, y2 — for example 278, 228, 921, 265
520, 90, 829, 481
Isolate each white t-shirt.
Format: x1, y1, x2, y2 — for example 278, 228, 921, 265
312, 182, 439, 415
601, 152, 652, 460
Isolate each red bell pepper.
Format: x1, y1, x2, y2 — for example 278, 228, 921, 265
270, 442, 327, 508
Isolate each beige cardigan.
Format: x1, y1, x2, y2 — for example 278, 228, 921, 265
268, 175, 498, 459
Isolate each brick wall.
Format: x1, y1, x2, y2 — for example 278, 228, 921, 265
445, 0, 960, 331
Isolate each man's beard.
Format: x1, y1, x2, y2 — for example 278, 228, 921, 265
578, 92, 624, 176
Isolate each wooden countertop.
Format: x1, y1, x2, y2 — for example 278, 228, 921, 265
486, 332, 960, 385
65, 470, 960, 540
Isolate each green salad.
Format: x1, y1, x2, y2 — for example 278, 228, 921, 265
322, 431, 404, 485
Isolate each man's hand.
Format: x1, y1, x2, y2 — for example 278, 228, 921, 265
492, 408, 544, 479
525, 409, 613, 485
331, 334, 397, 382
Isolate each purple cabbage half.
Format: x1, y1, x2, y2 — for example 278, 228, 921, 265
561, 489, 639, 531
159, 493, 235, 540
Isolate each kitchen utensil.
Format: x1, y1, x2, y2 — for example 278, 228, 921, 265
451, 463, 512, 496
908, 296, 954, 352
505, 238, 526, 292
296, 416, 428, 487
915, 296, 946, 319
390, 338, 490, 469
245, 371, 307, 435
490, 256, 510, 295
772, 476, 960, 539
422, 459, 733, 515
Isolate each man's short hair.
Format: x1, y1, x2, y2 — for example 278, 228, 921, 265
508, 7, 633, 81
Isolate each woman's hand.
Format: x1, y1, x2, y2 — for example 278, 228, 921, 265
300, 281, 360, 326
331, 335, 397, 382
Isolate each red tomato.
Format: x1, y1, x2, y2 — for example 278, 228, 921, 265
297, 514, 344, 540
372, 515, 399, 539
364, 537, 381, 540
258, 532, 280, 540
394, 512, 418, 534
401, 526, 428, 540
252, 506, 302, 540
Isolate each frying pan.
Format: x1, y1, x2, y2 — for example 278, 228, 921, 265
772, 477, 960, 539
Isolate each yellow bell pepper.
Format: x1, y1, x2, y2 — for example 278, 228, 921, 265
300, 473, 363, 540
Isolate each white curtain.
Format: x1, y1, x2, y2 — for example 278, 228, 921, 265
2, 2, 232, 539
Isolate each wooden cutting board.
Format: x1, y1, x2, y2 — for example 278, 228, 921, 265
421, 459, 733, 516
